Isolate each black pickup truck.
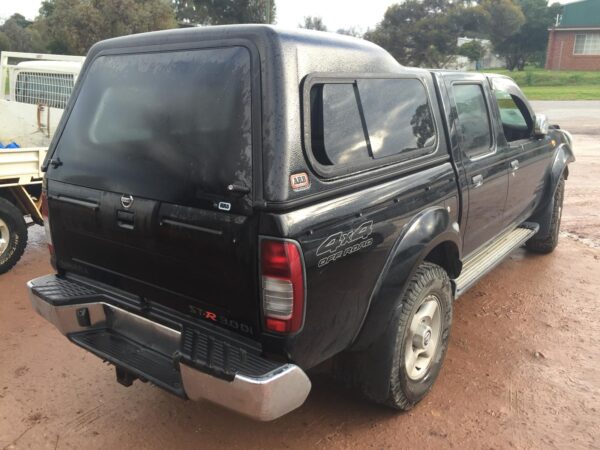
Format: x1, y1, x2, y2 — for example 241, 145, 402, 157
27, 26, 574, 421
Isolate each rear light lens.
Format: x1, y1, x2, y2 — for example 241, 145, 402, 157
261, 239, 305, 334
40, 190, 54, 256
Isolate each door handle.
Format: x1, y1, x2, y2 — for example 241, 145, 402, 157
117, 210, 134, 230
510, 160, 520, 171
472, 174, 484, 188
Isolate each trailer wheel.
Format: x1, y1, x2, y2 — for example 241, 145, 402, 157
0, 198, 28, 274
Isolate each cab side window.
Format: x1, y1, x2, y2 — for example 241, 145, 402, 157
493, 87, 533, 142
308, 77, 437, 176
311, 83, 371, 166
452, 84, 492, 159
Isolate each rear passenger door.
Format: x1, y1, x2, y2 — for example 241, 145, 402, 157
444, 75, 509, 257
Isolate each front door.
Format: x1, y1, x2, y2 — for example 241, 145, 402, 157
489, 78, 554, 228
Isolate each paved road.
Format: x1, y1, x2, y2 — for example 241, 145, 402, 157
532, 101, 600, 246
531, 100, 600, 135
0, 103, 598, 450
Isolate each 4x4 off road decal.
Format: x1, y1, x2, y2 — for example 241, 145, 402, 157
317, 220, 374, 268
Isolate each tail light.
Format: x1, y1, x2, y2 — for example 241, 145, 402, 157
260, 239, 305, 334
40, 189, 54, 257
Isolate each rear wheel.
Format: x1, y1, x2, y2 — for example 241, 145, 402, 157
335, 262, 453, 410
526, 176, 564, 254
383, 262, 453, 409
0, 198, 27, 274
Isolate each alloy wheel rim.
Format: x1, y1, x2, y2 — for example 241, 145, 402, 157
0, 218, 9, 255
404, 294, 442, 381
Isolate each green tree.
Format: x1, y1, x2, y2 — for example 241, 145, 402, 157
0, 31, 10, 52
480, 0, 525, 45
458, 39, 486, 63
8, 13, 33, 29
336, 26, 362, 38
0, 13, 45, 52
171, 0, 200, 23
37, 0, 177, 55
300, 16, 327, 31
365, 0, 485, 68
173, 0, 275, 25
490, 0, 561, 70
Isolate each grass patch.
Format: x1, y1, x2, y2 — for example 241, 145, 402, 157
476, 67, 600, 100
520, 85, 600, 100
481, 67, 600, 87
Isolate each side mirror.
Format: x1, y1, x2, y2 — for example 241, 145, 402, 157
534, 114, 549, 137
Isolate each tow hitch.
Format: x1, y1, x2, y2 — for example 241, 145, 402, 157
116, 366, 139, 387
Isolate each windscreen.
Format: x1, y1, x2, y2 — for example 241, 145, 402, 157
50, 47, 252, 208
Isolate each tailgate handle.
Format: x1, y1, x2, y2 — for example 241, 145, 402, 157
160, 218, 223, 236
117, 210, 134, 230
52, 195, 98, 211
227, 184, 250, 195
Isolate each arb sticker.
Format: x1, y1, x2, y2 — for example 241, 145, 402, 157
290, 172, 310, 191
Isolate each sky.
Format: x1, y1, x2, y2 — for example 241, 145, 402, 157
0, 0, 583, 31
276, 0, 401, 32
0, 0, 399, 31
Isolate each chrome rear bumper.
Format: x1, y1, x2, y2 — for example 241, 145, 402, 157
28, 276, 311, 421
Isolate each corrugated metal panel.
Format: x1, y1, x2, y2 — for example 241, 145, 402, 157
560, 0, 600, 27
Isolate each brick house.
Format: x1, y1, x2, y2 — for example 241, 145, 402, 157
545, 0, 600, 71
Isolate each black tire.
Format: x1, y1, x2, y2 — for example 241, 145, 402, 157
0, 198, 28, 274
383, 262, 453, 409
335, 262, 453, 411
526, 176, 564, 254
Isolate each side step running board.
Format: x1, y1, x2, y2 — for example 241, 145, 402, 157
455, 223, 539, 298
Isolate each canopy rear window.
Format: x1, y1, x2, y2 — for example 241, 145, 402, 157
51, 47, 252, 209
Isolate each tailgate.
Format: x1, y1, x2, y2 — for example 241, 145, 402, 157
45, 46, 260, 335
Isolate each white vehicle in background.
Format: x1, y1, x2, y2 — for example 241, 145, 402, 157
0, 51, 84, 273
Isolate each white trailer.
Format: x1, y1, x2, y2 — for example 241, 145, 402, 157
0, 51, 84, 273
